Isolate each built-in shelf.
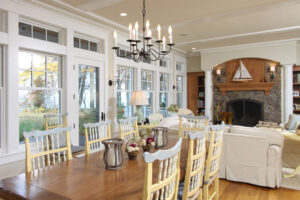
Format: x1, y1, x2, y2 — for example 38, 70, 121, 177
294, 96, 300, 99
216, 82, 275, 95
293, 83, 300, 85
294, 109, 300, 112
198, 85, 204, 87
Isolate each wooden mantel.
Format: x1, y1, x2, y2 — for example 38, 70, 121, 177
215, 58, 279, 96
217, 82, 275, 95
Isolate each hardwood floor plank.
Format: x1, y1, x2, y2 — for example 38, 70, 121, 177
219, 180, 300, 200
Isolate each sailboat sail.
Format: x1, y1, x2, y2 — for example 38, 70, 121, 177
232, 60, 253, 81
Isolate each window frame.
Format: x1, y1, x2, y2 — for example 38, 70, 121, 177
116, 65, 134, 119
73, 34, 102, 53
141, 70, 154, 118
18, 50, 63, 143
176, 75, 183, 108
18, 20, 60, 44
159, 72, 170, 117
0, 46, 3, 152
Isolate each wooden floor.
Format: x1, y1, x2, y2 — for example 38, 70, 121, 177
219, 179, 300, 200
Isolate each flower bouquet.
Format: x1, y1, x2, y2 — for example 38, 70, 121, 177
126, 142, 140, 160
141, 137, 155, 152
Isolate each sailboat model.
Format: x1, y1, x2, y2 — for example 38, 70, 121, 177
232, 60, 253, 82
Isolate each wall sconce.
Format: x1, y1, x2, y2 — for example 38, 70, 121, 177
216, 69, 221, 82
270, 66, 275, 81
108, 74, 118, 86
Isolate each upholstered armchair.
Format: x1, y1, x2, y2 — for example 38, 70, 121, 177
220, 125, 283, 188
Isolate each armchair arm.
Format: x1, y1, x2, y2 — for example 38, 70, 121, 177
267, 144, 282, 187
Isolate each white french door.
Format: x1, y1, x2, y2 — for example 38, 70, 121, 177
74, 58, 105, 146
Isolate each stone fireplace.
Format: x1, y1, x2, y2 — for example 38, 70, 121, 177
227, 99, 264, 126
213, 58, 281, 126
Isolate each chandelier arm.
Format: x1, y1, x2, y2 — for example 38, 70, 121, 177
149, 49, 162, 61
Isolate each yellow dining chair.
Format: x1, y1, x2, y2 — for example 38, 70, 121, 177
182, 130, 208, 200
44, 113, 84, 157
178, 115, 209, 138
24, 127, 72, 173
203, 125, 225, 200
119, 117, 139, 141
142, 138, 182, 200
83, 120, 112, 155
44, 113, 68, 130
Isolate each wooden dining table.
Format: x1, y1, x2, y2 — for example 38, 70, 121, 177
0, 137, 188, 200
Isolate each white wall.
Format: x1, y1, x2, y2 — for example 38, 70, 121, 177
201, 40, 298, 69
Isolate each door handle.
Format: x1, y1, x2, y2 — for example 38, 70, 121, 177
101, 112, 105, 121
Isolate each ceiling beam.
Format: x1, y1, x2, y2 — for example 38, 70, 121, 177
77, 0, 125, 11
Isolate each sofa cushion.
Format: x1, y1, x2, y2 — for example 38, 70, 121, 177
230, 126, 283, 146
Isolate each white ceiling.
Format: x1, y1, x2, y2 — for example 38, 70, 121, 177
37, 0, 300, 53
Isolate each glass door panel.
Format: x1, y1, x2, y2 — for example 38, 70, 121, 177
79, 65, 99, 145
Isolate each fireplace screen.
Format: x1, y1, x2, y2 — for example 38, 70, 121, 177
226, 99, 263, 127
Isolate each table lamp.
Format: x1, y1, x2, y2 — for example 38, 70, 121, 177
130, 90, 149, 124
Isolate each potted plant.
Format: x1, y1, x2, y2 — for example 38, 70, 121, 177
141, 137, 155, 152
126, 142, 140, 160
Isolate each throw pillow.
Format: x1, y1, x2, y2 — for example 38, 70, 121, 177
288, 114, 300, 130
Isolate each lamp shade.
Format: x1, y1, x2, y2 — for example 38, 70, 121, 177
130, 90, 149, 106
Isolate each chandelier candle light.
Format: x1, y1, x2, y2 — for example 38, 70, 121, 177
112, 0, 174, 63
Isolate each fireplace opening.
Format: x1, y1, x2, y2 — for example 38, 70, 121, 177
226, 99, 263, 127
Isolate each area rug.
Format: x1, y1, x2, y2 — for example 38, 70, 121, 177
281, 167, 300, 191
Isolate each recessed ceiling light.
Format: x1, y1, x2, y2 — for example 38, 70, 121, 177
192, 48, 196, 50
120, 12, 127, 17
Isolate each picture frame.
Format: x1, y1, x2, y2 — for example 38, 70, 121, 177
293, 91, 299, 96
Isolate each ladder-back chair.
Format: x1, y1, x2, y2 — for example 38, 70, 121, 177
44, 113, 85, 157
182, 130, 208, 200
142, 138, 182, 200
84, 120, 112, 155
178, 115, 209, 138
203, 125, 225, 200
119, 117, 139, 141
24, 127, 72, 173
44, 113, 68, 130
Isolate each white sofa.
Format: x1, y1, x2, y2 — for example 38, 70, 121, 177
220, 125, 284, 188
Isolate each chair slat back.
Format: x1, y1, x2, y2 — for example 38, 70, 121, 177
142, 138, 182, 200
44, 113, 68, 130
83, 120, 112, 155
24, 127, 72, 173
178, 115, 209, 138
204, 125, 225, 183
119, 117, 139, 141
182, 131, 207, 200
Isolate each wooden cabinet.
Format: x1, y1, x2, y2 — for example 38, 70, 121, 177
187, 72, 205, 115
293, 65, 300, 113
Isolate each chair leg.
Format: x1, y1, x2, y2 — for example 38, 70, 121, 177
203, 185, 208, 200
197, 189, 202, 200
214, 175, 219, 200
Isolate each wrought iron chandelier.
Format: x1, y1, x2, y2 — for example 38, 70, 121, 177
112, 0, 174, 63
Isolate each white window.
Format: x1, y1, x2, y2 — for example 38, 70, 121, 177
74, 36, 101, 53
0, 46, 3, 150
19, 22, 60, 44
159, 59, 167, 68
141, 70, 154, 118
117, 66, 134, 119
176, 63, 182, 71
176, 75, 183, 108
159, 73, 169, 117
18, 51, 62, 143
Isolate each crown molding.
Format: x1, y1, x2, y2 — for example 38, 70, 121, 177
197, 38, 300, 54
176, 26, 300, 46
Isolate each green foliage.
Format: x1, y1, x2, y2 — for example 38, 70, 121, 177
167, 104, 179, 113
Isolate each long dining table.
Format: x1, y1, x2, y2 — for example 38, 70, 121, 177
0, 137, 188, 200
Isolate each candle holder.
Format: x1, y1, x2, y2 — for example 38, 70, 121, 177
153, 127, 169, 149
102, 139, 124, 170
